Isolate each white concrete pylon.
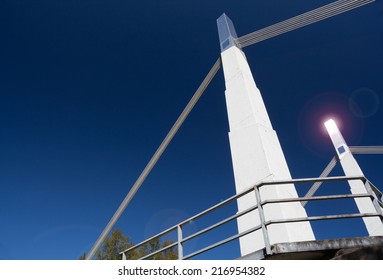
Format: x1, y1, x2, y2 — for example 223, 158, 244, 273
217, 14, 315, 257
324, 119, 383, 236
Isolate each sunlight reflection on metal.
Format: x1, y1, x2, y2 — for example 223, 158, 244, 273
325, 119, 349, 157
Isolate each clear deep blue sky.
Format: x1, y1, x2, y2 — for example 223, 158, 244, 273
0, 0, 382, 260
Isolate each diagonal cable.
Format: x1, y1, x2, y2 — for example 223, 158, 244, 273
86, 57, 222, 259
86, 0, 376, 259
302, 156, 339, 207
302, 146, 383, 207
237, 0, 375, 48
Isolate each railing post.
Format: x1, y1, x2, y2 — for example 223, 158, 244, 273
253, 186, 271, 256
364, 180, 383, 223
122, 252, 126, 260
177, 225, 183, 260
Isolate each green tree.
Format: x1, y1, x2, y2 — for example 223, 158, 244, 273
81, 228, 178, 260
78, 252, 87, 260
138, 238, 178, 260
159, 239, 178, 260
96, 229, 137, 260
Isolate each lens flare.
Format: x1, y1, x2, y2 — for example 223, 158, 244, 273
349, 88, 380, 118
297, 92, 364, 158
324, 119, 338, 135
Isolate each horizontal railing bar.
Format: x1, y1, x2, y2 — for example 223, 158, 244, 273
180, 176, 365, 227
258, 176, 365, 188
180, 176, 364, 227
178, 189, 254, 227
262, 193, 372, 205
265, 212, 382, 226
182, 204, 259, 243
350, 146, 383, 154
183, 224, 263, 260
120, 226, 177, 255
138, 241, 178, 260
121, 175, 367, 256
121, 174, 383, 260
183, 193, 378, 245
182, 211, 383, 259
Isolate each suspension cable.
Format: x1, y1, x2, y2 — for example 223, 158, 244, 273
302, 145, 383, 206
302, 156, 339, 206
237, 0, 374, 48
86, 0, 377, 259
85, 58, 222, 259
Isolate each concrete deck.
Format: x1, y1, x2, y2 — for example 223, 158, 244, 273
238, 236, 383, 260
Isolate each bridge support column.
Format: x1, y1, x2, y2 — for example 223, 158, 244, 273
217, 14, 315, 257
325, 119, 383, 236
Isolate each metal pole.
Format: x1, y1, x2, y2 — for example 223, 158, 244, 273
177, 225, 183, 260
364, 181, 383, 222
253, 186, 271, 255
86, 58, 222, 259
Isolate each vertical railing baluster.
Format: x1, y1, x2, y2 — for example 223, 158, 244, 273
177, 225, 183, 259
254, 185, 271, 256
364, 180, 383, 224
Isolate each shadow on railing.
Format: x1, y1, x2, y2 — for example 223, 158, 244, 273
120, 173, 383, 260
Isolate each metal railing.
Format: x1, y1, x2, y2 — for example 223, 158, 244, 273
120, 175, 383, 260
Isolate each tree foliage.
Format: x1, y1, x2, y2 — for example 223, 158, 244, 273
78, 252, 87, 260
137, 238, 178, 260
96, 229, 136, 260
80, 228, 178, 260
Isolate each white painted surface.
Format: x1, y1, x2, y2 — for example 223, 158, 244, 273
325, 119, 383, 236
221, 46, 315, 256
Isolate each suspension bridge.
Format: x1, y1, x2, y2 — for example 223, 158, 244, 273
86, 0, 382, 260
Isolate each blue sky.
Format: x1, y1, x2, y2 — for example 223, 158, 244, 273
0, 0, 382, 259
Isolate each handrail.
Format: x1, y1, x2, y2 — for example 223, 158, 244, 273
265, 212, 382, 226
182, 204, 259, 244
121, 224, 177, 256
262, 193, 373, 205
120, 175, 383, 260
369, 181, 383, 201
183, 224, 263, 260
137, 242, 177, 261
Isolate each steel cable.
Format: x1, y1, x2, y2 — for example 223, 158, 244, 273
85, 58, 222, 259
238, 0, 351, 43
86, 0, 376, 259
302, 145, 383, 206
237, 0, 374, 48
302, 156, 339, 207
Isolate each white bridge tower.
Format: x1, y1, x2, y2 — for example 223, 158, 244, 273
217, 14, 315, 257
